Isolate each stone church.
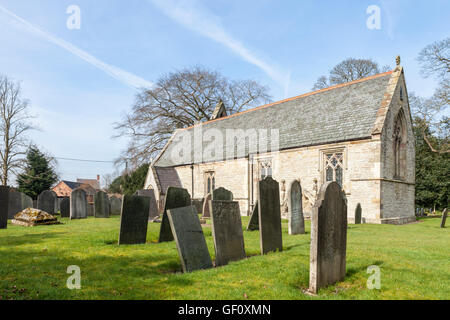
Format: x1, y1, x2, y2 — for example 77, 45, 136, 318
144, 62, 415, 225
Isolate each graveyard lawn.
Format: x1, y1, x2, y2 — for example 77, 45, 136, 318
0, 216, 448, 300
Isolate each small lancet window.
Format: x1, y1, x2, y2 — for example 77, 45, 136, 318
393, 109, 407, 179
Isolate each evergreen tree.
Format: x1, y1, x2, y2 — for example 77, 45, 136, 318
16, 146, 58, 199
108, 163, 149, 195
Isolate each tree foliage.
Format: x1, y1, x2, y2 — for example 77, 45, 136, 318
16, 145, 58, 200
108, 163, 149, 195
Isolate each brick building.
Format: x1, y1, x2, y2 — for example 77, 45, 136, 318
144, 63, 415, 225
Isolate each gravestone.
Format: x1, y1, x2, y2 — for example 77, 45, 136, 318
37, 190, 57, 214
135, 189, 159, 219
210, 200, 246, 266
12, 208, 60, 227
0, 186, 10, 229
355, 203, 362, 224
87, 203, 94, 216
70, 188, 88, 220
201, 193, 212, 218
8, 191, 33, 219
60, 198, 70, 218
258, 177, 282, 254
441, 208, 448, 228
109, 196, 122, 215
246, 201, 259, 231
118, 195, 150, 245
167, 205, 213, 272
94, 191, 110, 218
288, 180, 305, 235
212, 187, 233, 201
309, 181, 348, 294
159, 187, 191, 242
192, 199, 204, 214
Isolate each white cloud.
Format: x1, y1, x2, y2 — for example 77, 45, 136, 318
149, 0, 290, 93
0, 5, 153, 89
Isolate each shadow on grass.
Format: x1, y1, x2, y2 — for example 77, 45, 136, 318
0, 232, 66, 247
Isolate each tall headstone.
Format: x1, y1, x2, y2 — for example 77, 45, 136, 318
0, 186, 10, 229
109, 196, 122, 216
355, 203, 362, 224
288, 180, 305, 235
201, 193, 212, 218
87, 203, 94, 216
246, 201, 259, 231
70, 188, 88, 220
37, 190, 57, 214
258, 177, 282, 254
167, 205, 213, 273
60, 198, 70, 218
94, 191, 110, 218
118, 195, 150, 245
8, 191, 33, 219
210, 200, 246, 266
135, 189, 159, 219
441, 208, 448, 228
309, 182, 348, 294
159, 187, 191, 243
212, 187, 233, 201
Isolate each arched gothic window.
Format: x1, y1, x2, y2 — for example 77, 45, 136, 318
393, 109, 407, 179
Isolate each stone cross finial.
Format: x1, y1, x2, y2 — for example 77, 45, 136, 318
396, 55, 401, 66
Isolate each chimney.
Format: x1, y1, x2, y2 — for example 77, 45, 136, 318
97, 175, 100, 182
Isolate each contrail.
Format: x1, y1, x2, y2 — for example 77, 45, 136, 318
0, 5, 153, 89
149, 0, 290, 94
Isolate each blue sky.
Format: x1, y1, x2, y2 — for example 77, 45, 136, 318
0, 0, 448, 186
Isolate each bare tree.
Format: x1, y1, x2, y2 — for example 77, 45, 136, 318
0, 76, 34, 185
114, 66, 272, 168
313, 58, 391, 90
414, 37, 449, 154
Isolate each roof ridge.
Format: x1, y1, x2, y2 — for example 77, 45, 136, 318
180, 70, 393, 131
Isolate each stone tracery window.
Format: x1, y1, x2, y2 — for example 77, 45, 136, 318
259, 159, 272, 180
393, 109, 407, 179
204, 171, 215, 195
324, 152, 344, 187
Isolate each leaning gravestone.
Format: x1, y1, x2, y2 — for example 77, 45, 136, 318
8, 191, 33, 219
159, 187, 191, 242
0, 186, 10, 229
70, 188, 88, 220
210, 200, 246, 266
258, 177, 282, 254
247, 201, 259, 231
212, 187, 233, 201
135, 190, 159, 219
167, 205, 213, 272
309, 181, 348, 294
441, 208, 448, 228
60, 198, 70, 218
288, 180, 305, 235
94, 191, 110, 218
109, 196, 122, 215
201, 193, 212, 218
118, 195, 150, 245
355, 203, 362, 224
37, 190, 57, 215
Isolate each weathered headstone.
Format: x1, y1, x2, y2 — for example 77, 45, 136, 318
159, 187, 191, 242
7, 191, 33, 219
109, 196, 122, 215
309, 181, 348, 294
118, 195, 150, 245
288, 180, 305, 235
441, 208, 448, 228
12, 208, 60, 227
87, 203, 94, 216
167, 205, 213, 272
201, 193, 212, 218
0, 186, 10, 229
212, 187, 233, 201
258, 177, 282, 254
246, 201, 259, 231
94, 191, 110, 218
355, 203, 362, 224
60, 198, 70, 218
135, 190, 159, 219
210, 200, 246, 266
70, 188, 88, 220
37, 190, 57, 214
192, 199, 204, 214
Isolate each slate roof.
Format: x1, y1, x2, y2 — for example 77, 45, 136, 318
154, 167, 182, 195
154, 72, 393, 167
62, 181, 82, 190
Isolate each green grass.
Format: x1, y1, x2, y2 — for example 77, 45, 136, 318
0, 215, 448, 300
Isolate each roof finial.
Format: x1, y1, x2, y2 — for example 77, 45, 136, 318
396, 55, 401, 66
